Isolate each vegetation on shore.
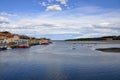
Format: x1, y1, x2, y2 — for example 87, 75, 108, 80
65, 36, 120, 41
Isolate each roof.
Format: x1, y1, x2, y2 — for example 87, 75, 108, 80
18, 35, 30, 39
0, 38, 5, 40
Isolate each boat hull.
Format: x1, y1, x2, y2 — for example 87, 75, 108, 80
16, 46, 30, 48
40, 43, 49, 45
0, 47, 7, 50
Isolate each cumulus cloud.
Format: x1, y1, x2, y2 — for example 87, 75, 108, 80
39, 0, 68, 11
0, 6, 120, 39
46, 5, 62, 11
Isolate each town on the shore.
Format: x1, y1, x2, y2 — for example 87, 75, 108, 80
0, 31, 51, 50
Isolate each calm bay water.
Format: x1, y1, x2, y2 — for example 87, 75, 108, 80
0, 41, 120, 80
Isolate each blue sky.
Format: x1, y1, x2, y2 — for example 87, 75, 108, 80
0, 0, 120, 40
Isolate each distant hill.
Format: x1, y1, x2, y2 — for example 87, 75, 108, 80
65, 36, 120, 41
102, 36, 120, 40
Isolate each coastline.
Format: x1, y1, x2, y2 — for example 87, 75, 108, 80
65, 41, 120, 53
96, 48, 120, 53
65, 40, 120, 44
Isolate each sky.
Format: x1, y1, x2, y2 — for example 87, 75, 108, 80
0, 0, 120, 40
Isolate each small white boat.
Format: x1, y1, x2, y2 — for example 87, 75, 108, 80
7, 46, 12, 50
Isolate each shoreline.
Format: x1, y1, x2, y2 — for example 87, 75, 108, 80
96, 48, 120, 53
65, 40, 120, 44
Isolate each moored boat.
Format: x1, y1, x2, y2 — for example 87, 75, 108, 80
7, 46, 12, 50
0, 47, 7, 50
40, 42, 49, 45
15, 40, 30, 48
16, 45, 30, 48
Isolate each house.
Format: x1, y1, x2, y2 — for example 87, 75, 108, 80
6, 34, 16, 44
105, 38, 113, 41
29, 37, 40, 46
0, 33, 7, 40
102, 36, 113, 41
0, 38, 7, 50
0, 32, 14, 49
0, 32, 15, 44
14, 35, 30, 48
39, 38, 49, 45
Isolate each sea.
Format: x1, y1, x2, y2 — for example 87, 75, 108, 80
0, 41, 120, 80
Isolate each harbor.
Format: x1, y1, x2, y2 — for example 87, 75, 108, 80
0, 31, 51, 50
0, 0, 120, 80
0, 41, 120, 80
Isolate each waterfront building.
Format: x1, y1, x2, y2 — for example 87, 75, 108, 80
30, 38, 40, 46
0, 38, 7, 50
14, 35, 30, 48
39, 38, 49, 45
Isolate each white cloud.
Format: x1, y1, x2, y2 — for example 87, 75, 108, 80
40, 2, 47, 6
39, 0, 68, 11
46, 5, 62, 11
0, 16, 10, 23
0, 6, 120, 39
0, 12, 17, 17
99, 22, 110, 26
56, 0, 68, 5
48, 0, 54, 3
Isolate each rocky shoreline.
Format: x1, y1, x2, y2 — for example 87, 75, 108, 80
96, 48, 120, 52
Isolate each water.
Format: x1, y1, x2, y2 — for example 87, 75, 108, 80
0, 41, 120, 80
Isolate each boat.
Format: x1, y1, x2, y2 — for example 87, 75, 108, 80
39, 41, 49, 45
0, 47, 7, 50
7, 46, 12, 50
15, 40, 30, 48
16, 45, 30, 48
